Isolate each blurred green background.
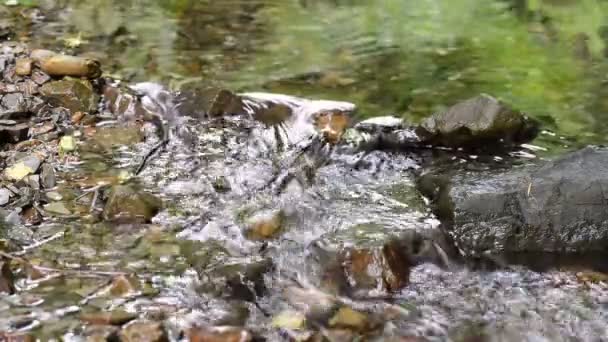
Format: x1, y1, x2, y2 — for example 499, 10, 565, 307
5, 0, 608, 146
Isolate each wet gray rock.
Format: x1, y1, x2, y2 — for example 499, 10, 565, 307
4, 154, 43, 181
40, 78, 99, 113
416, 94, 540, 148
1, 94, 44, 121
25, 174, 40, 190
204, 257, 273, 302
0, 92, 32, 120
1, 93, 24, 110
31, 69, 50, 85
314, 230, 447, 295
419, 147, 608, 269
40, 164, 56, 189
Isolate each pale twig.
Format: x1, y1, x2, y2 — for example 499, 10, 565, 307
90, 188, 100, 212
78, 278, 114, 305
0, 251, 128, 278
13, 231, 65, 256
74, 184, 106, 202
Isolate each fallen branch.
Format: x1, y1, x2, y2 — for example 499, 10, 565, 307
135, 139, 168, 175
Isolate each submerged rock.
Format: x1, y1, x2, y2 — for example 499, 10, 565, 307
327, 307, 371, 332
187, 326, 253, 342
83, 325, 120, 342
243, 209, 285, 240
416, 94, 539, 148
80, 310, 137, 326
186, 240, 272, 303
313, 110, 352, 144
339, 238, 413, 293
40, 78, 99, 113
419, 147, 608, 270
206, 258, 273, 302
43, 201, 71, 216
103, 185, 162, 223
177, 86, 246, 118
317, 230, 446, 294
90, 126, 144, 150
119, 321, 168, 342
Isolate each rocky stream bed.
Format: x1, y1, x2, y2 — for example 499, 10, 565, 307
1, 31, 608, 342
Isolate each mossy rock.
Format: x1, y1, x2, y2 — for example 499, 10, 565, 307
103, 185, 162, 223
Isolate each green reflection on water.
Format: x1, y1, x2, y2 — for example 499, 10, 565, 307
19, 0, 608, 146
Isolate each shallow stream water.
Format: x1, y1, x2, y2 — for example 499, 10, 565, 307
2, 0, 608, 341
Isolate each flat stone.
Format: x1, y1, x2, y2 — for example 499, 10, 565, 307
29, 121, 55, 137
416, 94, 539, 148
43, 202, 71, 216
119, 321, 168, 342
4, 154, 43, 181
187, 326, 252, 342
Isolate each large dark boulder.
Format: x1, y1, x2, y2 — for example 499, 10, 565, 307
416, 94, 540, 148
419, 147, 608, 270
